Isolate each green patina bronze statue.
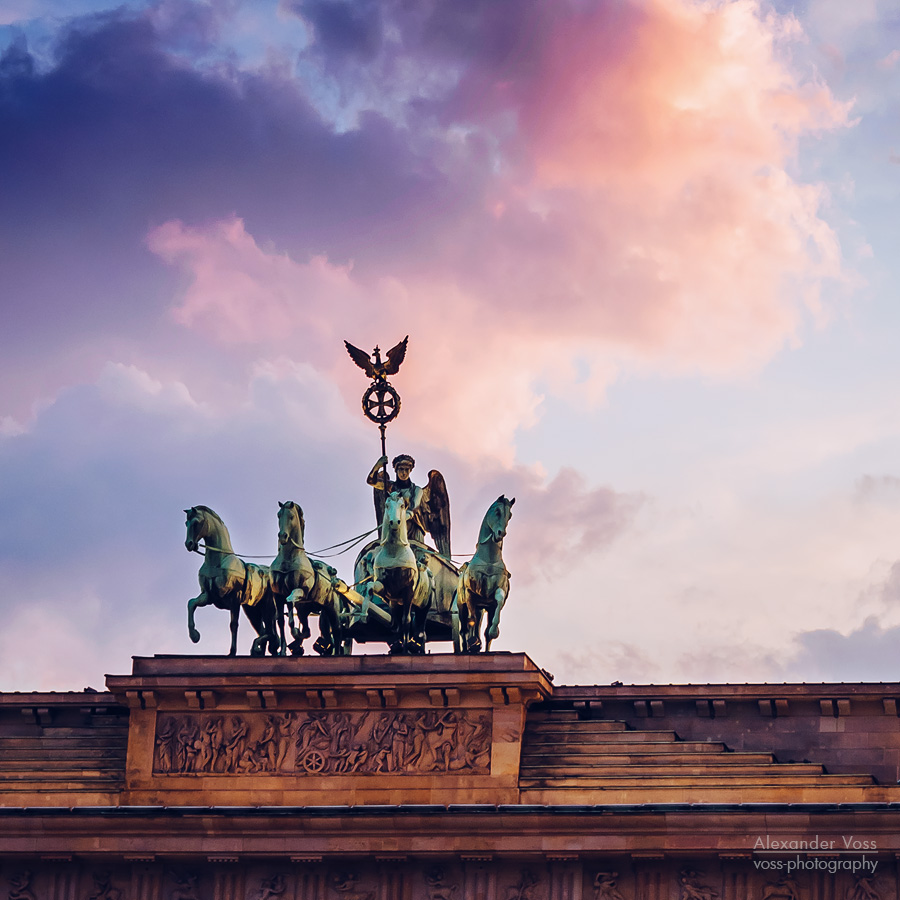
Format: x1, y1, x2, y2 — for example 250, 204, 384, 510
182, 337, 514, 656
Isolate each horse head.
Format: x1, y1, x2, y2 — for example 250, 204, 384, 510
481, 495, 515, 543
184, 505, 228, 554
382, 491, 410, 543
277, 500, 305, 548
184, 506, 206, 552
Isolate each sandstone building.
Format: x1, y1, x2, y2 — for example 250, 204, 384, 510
1, 653, 898, 899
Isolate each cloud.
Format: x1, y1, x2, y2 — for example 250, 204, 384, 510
781, 617, 900, 683
1, 1, 852, 435
476, 467, 644, 581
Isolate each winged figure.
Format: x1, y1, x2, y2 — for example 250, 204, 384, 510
421, 469, 451, 559
344, 336, 408, 381
366, 454, 451, 557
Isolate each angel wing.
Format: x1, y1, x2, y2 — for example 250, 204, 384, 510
421, 469, 451, 558
344, 340, 376, 378
383, 335, 408, 376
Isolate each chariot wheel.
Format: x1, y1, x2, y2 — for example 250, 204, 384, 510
300, 748, 326, 774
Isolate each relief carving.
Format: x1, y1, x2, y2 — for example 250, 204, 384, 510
679, 870, 718, 900
761, 875, 799, 900
8, 872, 35, 900
87, 873, 122, 900
168, 872, 201, 900
330, 873, 374, 900
155, 709, 491, 775
593, 871, 625, 900
504, 870, 540, 900
423, 868, 458, 900
249, 875, 286, 900
847, 877, 881, 900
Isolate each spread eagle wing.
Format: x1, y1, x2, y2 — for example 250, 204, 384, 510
383, 335, 409, 376
344, 340, 376, 378
421, 469, 451, 559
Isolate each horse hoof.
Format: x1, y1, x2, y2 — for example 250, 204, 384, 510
189, 630, 200, 643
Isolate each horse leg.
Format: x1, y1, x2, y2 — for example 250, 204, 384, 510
187, 592, 213, 644
485, 587, 507, 651
455, 585, 472, 654
229, 604, 240, 656
274, 597, 287, 656
285, 590, 303, 640
388, 601, 406, 655
451, 592, 462, 655
313, 610, 333, 657
467, 606, 484, 653
264, 597, 281, 657
243, 604, 271, 657
288, 606, 308, 656
408, 602, 428, 654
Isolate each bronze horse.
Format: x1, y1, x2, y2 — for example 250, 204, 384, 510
371, 492, 433, 654
270, 500, 343, 655
454, 495, 514, 653
184, 506, 280, 656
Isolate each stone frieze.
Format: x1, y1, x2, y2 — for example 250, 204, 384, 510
153, 708, 492, 776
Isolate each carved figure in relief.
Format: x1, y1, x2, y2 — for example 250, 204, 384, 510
256, 713, 293, 771
505, 870, 540, 900
847, 877, 881, 900
592, 871, 625, 900
460, 713, 491, 768
196, 717, 225, 772
168, 872, 201, 900
178, 718, 201, 773
761, 875, 799, 900
424, 868, 458, 900
8, 872, 36, 900
679, 870, 718, 900
156, 717, 179, 773
251, 875, 286, 900
330, 873, 374, 900
224, 717, 248, 770
411, 710, 457, 771
87, 872, 123, 900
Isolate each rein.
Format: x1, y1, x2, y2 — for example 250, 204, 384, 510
190, 527, 378, 561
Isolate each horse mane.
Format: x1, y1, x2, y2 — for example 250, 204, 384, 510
192, 505, 224, 524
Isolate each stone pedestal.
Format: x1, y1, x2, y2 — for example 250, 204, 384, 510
105, 652, 553, 807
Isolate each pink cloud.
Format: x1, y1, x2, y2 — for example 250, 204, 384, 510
147, 0, 851, 457
148, 218, 359, 345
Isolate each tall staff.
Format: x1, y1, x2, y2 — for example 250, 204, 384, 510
344, 336, 409, 510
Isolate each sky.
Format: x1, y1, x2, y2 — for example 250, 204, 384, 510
2, 0, 900, 691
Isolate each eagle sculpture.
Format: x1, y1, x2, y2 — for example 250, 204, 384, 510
344, 336, 408, 381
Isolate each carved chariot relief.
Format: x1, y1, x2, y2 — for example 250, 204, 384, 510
154, 708, 491, 775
